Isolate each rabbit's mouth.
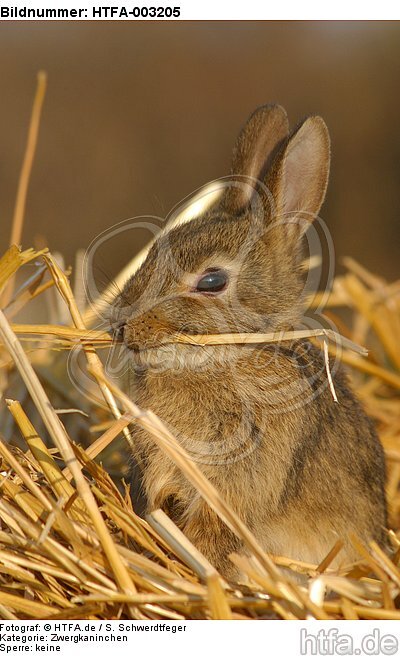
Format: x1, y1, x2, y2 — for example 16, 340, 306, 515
122, 339, 242, 374
116, 320, 244, 372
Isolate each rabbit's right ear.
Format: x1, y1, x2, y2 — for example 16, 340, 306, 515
265, 116, 330, 239
219, 104, 289, 214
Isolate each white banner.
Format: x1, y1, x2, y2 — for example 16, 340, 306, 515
1, 620, 400, 656
0, 0, 399, 20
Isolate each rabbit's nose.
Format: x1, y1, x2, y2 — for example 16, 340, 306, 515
122, 319, 150, 350
123, 314, 172, 350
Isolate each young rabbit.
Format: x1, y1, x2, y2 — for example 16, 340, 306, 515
110, 105, 387, 577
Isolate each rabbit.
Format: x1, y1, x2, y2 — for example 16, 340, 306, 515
110, 104, 387, 579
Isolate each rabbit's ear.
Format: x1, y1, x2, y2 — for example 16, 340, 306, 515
219, 104, 289, 213
266, 116, 330, 235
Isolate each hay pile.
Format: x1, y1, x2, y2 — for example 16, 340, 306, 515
0, 74, 400, 620
0, 246, 399, 620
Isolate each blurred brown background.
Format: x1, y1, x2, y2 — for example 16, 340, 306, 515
0, 21, 399, 284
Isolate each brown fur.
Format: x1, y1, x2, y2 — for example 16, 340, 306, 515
111, 105, 387, 578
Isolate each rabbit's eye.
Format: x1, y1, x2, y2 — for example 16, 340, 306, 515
195, 268, 228, 294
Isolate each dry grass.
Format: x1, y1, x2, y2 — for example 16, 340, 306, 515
0, 74, 400, 620
0, 246, 400, 620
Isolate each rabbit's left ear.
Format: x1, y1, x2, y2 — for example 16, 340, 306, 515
265, 116, 330, 235
219, 104, 289, 213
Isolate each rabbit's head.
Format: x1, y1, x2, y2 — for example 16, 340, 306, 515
111, 105, 330, 371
